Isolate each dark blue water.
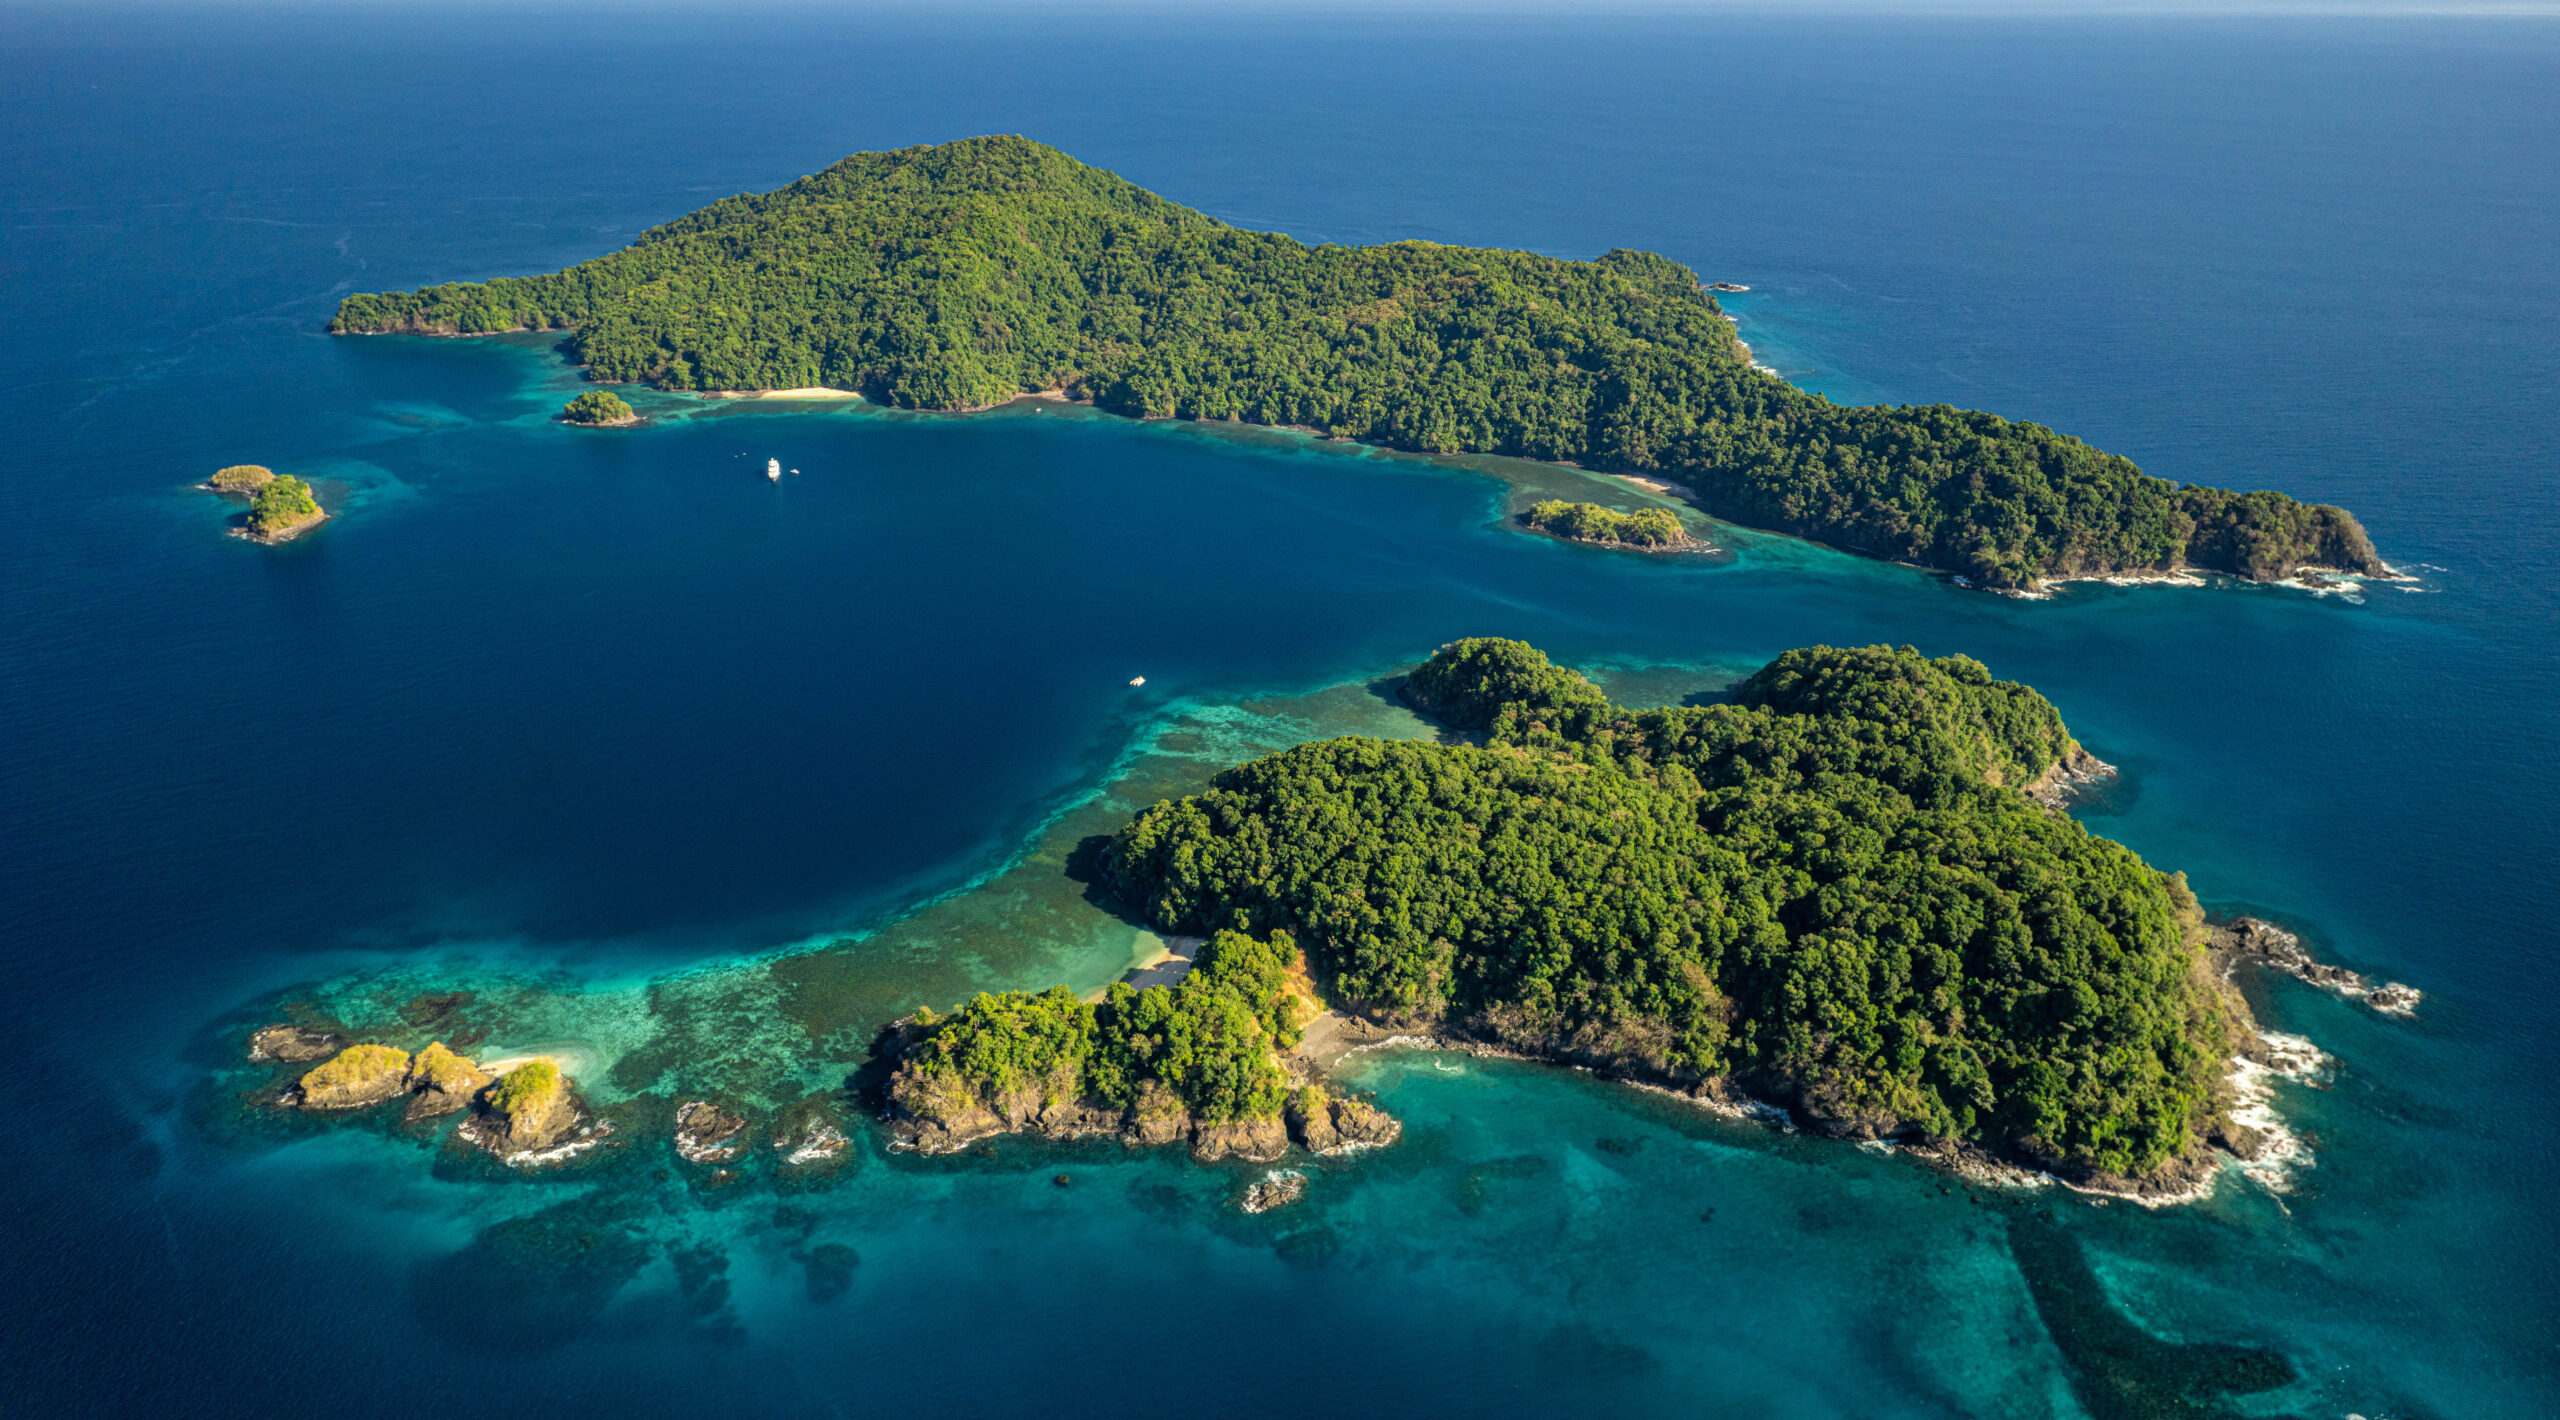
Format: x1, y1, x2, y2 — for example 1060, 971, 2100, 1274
4, 10, 2555, 1417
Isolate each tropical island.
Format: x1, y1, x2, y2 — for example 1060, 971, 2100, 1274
329, 134, 2381, 591
862, 636, 2333, 1191
1090, 637, 2246, 1188
233, 641, 2406, 1196
560, 390, 638, 426
1517, 498, 1697, 550
207, 464, 325, 543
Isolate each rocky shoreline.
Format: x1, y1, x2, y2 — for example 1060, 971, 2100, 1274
2209, 915, 2420, 1018
1526, 525, 1708, 555
870, 1008, 1403, 1165
2023, 745, 2117, 810
231, 508, 327, 544
259, 1030, 595, 1162
1240, 896, 2412, 1209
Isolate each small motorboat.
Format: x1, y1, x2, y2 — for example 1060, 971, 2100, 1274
1128, 676, 1146, 687
766, 458, 781, 482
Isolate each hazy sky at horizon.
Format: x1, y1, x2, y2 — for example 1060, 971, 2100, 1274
3, 0, 2555, 16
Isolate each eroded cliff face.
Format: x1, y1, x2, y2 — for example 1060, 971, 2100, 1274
1286, 1093, 1402, 1155
479, 1074, 580, 1154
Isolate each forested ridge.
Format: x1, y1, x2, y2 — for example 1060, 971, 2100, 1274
1103, 638, 2232, 1178
332, 135, 2379, 589
893, 930, 1305, 1127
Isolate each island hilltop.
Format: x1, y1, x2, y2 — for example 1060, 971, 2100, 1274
331, 135, 2380, 591
560, 390, 638, 426
204, 463, 324, 543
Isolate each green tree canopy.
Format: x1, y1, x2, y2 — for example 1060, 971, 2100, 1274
561, 390, 635, 425
1105, 638, 2226, 1176
900, 930, 1306, 1125
1519, 499, 1690, 548
245, 476, 321, 537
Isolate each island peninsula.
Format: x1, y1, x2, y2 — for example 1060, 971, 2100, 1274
331, 135, 2380, 590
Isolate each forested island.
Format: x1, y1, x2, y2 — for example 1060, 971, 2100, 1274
560, 390, 638, 426
1095, 638, 2239, 1185
331, 135, 2380, 590
204, 463, 324, 543
1518, 498, 1696, 550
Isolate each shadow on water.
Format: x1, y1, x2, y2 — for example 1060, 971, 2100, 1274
2006, 1211, 2298, 1420
411, 1196, 656, 1354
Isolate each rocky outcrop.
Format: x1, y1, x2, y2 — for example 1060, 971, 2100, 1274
1239, 1169, 1308, 1214
885, 1060, 1115, 1155
1122, 1081, 1190, 1148
403, 1041, 492, 1122
675, 1101, 748, 1164
1190, 1115, 1290, 1163
469, 1062, 582, 1156
1287, 1090, 1403, 1154
2210, 916, 2420, 1018
290, 1044, 412, 1109
778, 1119, 850, 1167
249, 1024, 341, 1063
2023, 746, 2116, 810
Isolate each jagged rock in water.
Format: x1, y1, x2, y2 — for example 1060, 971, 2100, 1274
674, 1101, 748, 1163
1240, 1169, 1308, 1214
249, 1024, 341, 1063
2212, 916, 2421, 1018
2366, 982, 2422, 1017
779, 1120, 849, 1167
290, 1044, 412, 1109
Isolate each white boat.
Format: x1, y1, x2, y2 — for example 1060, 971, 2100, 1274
1129, 676, 1146, 687
766, 458, 781, 481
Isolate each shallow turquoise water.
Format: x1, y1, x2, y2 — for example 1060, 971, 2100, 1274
3, 11, 2555, 1418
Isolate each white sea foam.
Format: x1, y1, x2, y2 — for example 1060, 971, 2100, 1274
2218, 1030, 2330, 1197
504, 1118, 614, 1169
783, 1123, 849, 1166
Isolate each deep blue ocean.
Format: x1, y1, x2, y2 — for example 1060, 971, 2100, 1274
4, 9, 2556, 1417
